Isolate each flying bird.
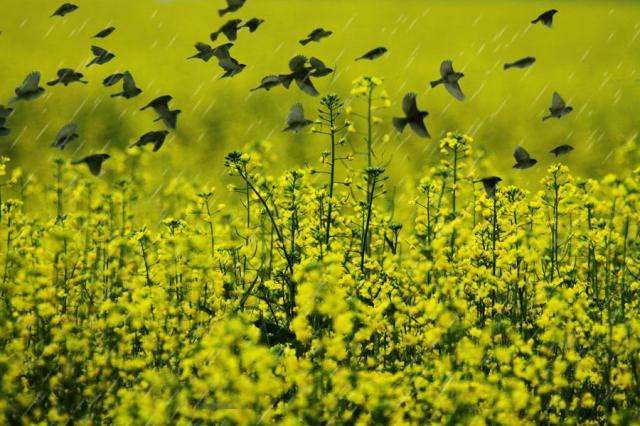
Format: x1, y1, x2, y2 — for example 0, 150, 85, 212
12, 71, 45, 102
543, 92, 573, 121
393, 92, 430, 138
188, 42, 233, 62
550, 144, 574, 157
504, 56, 536, 70
308, 57, 333, 77
217, 55, 246, 78
242, 18, 265, 33
513, 146, 537, 169
140, 95, 180, 129
51, 123, 79, 150
210, 19, 242, 42
130, 130, 170, 152
430, 60, 465, 101
531, 9, 558, 28
47, 68, 87, 86
278, 55, 331, 97
51, 3, 78, 17
283, 103, 313, 132
299, 28, 332, 45
92, 26, 115, 39
87, 46, 115, 67
479, 176, 502, 199
219, 0, 245, 17
251, 75, 282, 92
356, 47, 387, 61
71, 154, 111, 176
110, 71, 142, 99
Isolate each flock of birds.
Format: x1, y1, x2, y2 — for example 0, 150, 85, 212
0, 1, 575, 198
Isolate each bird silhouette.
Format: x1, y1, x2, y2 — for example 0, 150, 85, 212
51, 123, 79, 150
87, 46, 115, 67
513, 146, 537, 169
299, 28, 332, 45
242, 18, 265, 33
12, 71, 45, 102
283, 103, 313, 132
141, 96, 180, 129
504, 56, 536, 70
110, 72, 142, 99
393, 92, 430, 138
47, 68, 87, 86
188, 42, 233, 62
430, 60, 465, 101
550, 144, 574, 157
51, 3, 78, 17
72, 154, 111, 176
219, 0, 245, 17
92, 26, 115, 39
543, 92, 573, 121
532, 9, 558, 28
130, 130, 170, 152
210, 19, 242, 42
479, 176, 502, 199
356, 47, 387, 61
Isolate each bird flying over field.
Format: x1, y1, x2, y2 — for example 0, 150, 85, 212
393, 92, 430, 138
531, 9, 558, 28
543, 92, 573, 121
283, 103, 313, 132
51, 123, 79, 150
51, 3, 78, 17
242, 18, 265, 33
12, 71, 44, 102
72, 154, 111, 176
299, 28, 332, 45
188, 42, 233, 62
513, 146, 537, 169
219, 0, 245, 17
141, 95, 180, 130
430, 60, 465, 101
210, 19, 243, 42
130, 130, 170, 152
47, 68, 87, 86
278, 55, 333, 97
110, 72, 142, 99
356, 47, 387, 61
92, 26, 115, 39
87, 46, 115, 67
550, 144, 574, 157
504, 56, 536, 70
479, 176, 502, 199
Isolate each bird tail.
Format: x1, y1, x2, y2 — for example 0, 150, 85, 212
429, 79, 442, 88
70, 159, 84, 165
542, 115, 551, 121
110, 93, 121, 98
218, 8, 228, 17
392, 117, 408, 133
355, 56, 364, 61
210, 32, 219, 42
531, 18, 539, 24
503, 63, 512, 70
46, 79, 59, 86
299, 38, 310, 46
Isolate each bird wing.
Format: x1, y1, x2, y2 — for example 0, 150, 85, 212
195, 42, 211, 53
86, 157, 103, 176
56, 123, 77, 140
551, 92, 565, 109
440, 60, 454, 77
287, 103, 305, 125
309, 57, 326, 71
122, 72, 137, 92
289, 55, 307, 72
103, 73, 124, 87
20, 71, 41, 93
410, 121, 430, 138
91, 45, 108, 57
295, 76, 319, 96
513, 146, 530, 162
445, 81, 465, 101
402, 92, 419, 117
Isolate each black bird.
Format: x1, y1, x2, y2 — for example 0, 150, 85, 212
479, 176, 502, 199
356, 47, 387, 61
242, 18, 265, 33
504, 56, 536, 70
140, 95, 180, 130
110, 72, 142, 99
51, 123, 79, 150
51, 3, 78, 17
513, 146, 537, 169
299, 28, 332, 45
393, 92, 430, 138
103, 73, 124, 87
210, 19, 242, 42
130, 130, 170, 152
12, 72, 45, 102
283, 103, 313, 132
308, 57, 333, 77
92, 26, 115, 39
87, 46, 115, 67
47, 68, 87, 86
188, 42, 233, 62
279, 55, 330, 97
430, 60, 465, 101
531, 9, 558, 28
251, 75, 282, 92
217, 55, 246, 78
550, 144, 574, 157
219, 0, 245, 17
72, 154, 110, 176
543, 92, 573, 121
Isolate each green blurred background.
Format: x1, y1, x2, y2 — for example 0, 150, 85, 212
1, 0, 638, 195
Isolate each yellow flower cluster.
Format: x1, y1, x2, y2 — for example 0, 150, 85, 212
0, 133, 639, 425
